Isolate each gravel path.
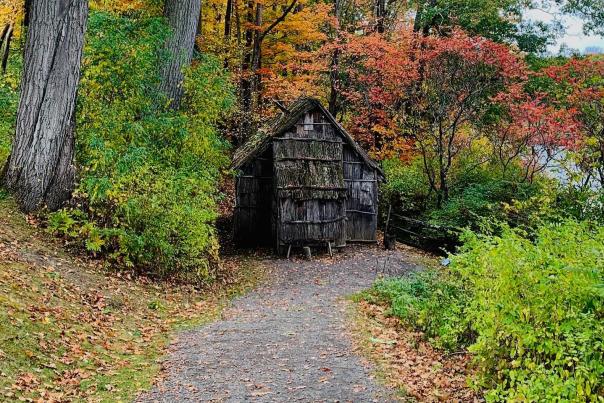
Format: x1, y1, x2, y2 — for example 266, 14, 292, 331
139, 246, 423, 402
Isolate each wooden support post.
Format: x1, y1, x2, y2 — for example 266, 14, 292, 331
384, 203, 396, 250
327, 241, 333, 257
286, 244, 292, 260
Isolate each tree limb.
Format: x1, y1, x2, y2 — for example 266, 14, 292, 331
259, 0, 298, 42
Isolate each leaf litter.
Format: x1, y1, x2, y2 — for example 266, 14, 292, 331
0, 198, 262, 402
350, 300, 480, 402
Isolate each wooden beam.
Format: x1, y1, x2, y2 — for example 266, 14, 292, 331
274, 137, 342, 144
346, 209, 377, 216
238, 175, 273, 179
284, 216, 346, 224
277, 185, 347, 190
344, 178, 378, 183
276, 157, 341, 162
273, 99, 290, 113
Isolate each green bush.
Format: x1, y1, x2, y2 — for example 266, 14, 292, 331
369, 220, 604, 401
503, 185, 604, 234
382, 156, 542, 234
429, 179, 540, 231
382, 157, 431, 214
0, 47, 22, 167
47, 11, 234, 282
454, 221, 604, 401
369, 270, 472, 350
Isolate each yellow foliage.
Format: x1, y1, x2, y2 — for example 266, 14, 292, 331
0, 0, 23, 38
90, 0, 162, 14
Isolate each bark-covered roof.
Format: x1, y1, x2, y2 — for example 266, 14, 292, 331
232, 97, 384, 176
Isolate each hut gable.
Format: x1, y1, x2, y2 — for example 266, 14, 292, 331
233, 97, 383, 252
232, 98, 383, 176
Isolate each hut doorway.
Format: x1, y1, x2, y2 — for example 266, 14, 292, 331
233, 147, 274, 246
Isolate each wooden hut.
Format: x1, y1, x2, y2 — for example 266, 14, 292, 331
232, 97, 384, 253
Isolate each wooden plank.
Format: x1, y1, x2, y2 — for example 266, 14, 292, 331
238, 175, 273, 179
390, 224, 426, 238
344, 178, 378, 183
391, 213, 447, 230
346, 209, 377, 215
283, 216, 346, 225
275, 157, 341, 162
274, 137, 342, 144
278, 185, 347, 191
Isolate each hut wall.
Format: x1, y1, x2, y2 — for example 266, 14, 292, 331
343, 145, 378, 241
273, 110, 347, 248
233, 147, 274, 245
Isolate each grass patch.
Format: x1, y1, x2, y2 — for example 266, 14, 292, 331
0, 197, 263, 401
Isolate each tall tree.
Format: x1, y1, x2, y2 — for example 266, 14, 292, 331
401, 32, 527, 206
541, 58, 604, 187
3, 0, 88, 212
410, 0, 556, 53
159, 0, 201, 109
238, 0, 297, 141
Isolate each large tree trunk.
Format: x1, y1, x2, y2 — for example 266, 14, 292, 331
251, 3, 263, 107
159, 0, 201, 110
3, 0, 88, 213
223, 0, 233, 67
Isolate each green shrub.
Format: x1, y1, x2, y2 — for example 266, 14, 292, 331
382, 156, 542, 241
0, 47, 22, 167
429, 178, 540, 230
382, 157, 431, 214
369, 270, 472, 350
48, 11, 234, 282
454, 221, 604, 401
369, 220, 604, 400
503, 185, 604, 234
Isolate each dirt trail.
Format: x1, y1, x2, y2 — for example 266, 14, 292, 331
139, 246, 424, 402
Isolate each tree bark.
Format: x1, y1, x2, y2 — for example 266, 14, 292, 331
159, 0, 202, 110
328, 0, 342, 116
239, 0, 297, 141
374, 0, 386, 33
223, 0, 234, 67
0, 25, 9, 52
413, 0, 437, 36
193, 1, 203, 52
0, 24, 13, 74
238, 0, 256, 142
252, 3, 263, 105
3, 0, 88, 213
224, 0, 233, 39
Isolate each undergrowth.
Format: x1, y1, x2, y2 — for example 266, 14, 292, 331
0, 197, 262, 401
44, 12, 234, 282
363, 220, 604, 401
